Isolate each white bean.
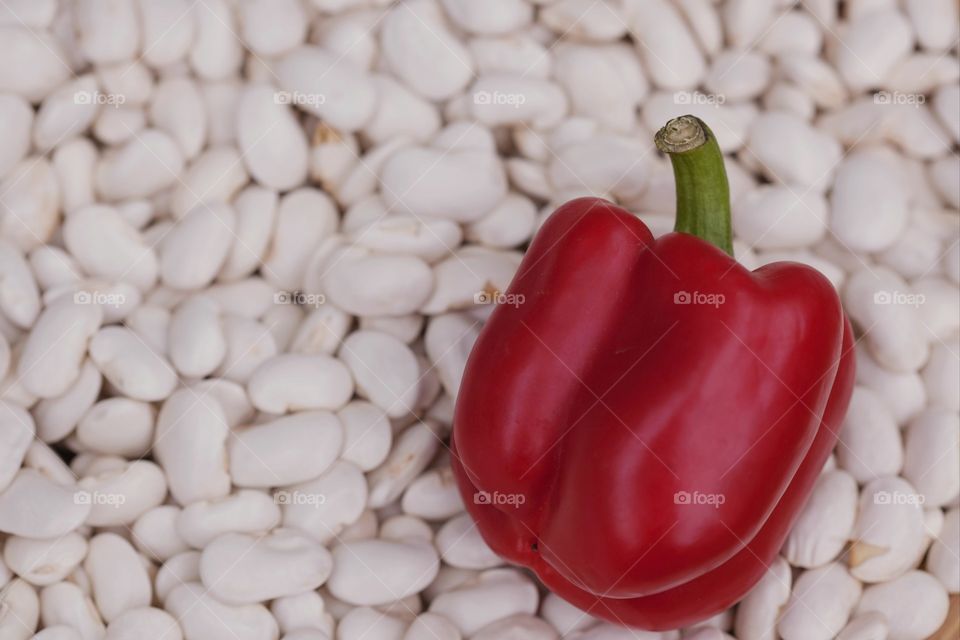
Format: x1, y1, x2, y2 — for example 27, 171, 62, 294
148, 77, 206, 160
321, 247, 434, 317
200, 530, 333, 605
236, 85, 309, 192
0, 470, 89, 538
85, 533, 152, 623
850, 476, 926, 582
164, 582, 278, 640
778, 563, 862, 640
347, 215, 462, 263
424, 313, 480, 399
784, 470, 858, 568
239, 0, 306, 57
927, 507, 959, 592
337, 607, 405, 640
834, 10, 914, 92
153, 390, 231, 506
160, 204, 237, 290
340, 331, 420, 418
281, 460, 367, 545
168, 295, 226, 378
402, 468, 464, 521
0, 27, 71, 101
429, 569, 539, 636
3, 533, 87, 587
856, 571, 949, 640
39, 582, 105, 640
831, 147, 911, 252
0, 94, 32, 177
732, 185, 826, 250
380, 146, 507, 224
95, 130, 184, 201
364, 76, 441, 144
435, 514, 501, 570
403, 612, 461, 640
836, 386, 903, 483
473, 614, 558, 640
275, 46, 377, 132
835, 612, 888, 640
902, 409, 960, 507
747, 112, 841, 193
188, 0, 242, 81
844, 267, 929, 373
77, 459, 167, 526
622, 0, 704, 90
154, 552, 200, 605
0, 578, 39, 640
105, 607, 183, 640
131, 505, 189, 562
247, 354, 354, 414
327, 538, 439, 606
89, 326, 177, 401
337, 401, 392, 472
270, 591, 333, 636
0, 401, 33, 492
176, 489, 278, 550
368, 423, 439, 509
229, 411, 343, 488
734, 556, 791, 640
381, 1, 474, 101
19, 296, 102, 399
63, 205, 158, 291
76, 398, 154, 458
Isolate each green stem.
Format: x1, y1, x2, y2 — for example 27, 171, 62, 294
654, 115, 733, 256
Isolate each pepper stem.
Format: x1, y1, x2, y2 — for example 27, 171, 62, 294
654, 115, 733, 256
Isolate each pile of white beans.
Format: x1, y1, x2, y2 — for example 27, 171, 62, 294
0, 0, 956, 639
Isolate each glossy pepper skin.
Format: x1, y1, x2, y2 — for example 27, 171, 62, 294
450, 117, 855, 630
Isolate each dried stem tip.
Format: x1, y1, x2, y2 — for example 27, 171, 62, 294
655, 115, 708, 154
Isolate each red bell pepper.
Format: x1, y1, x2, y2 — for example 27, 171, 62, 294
451, 116, 855, 630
